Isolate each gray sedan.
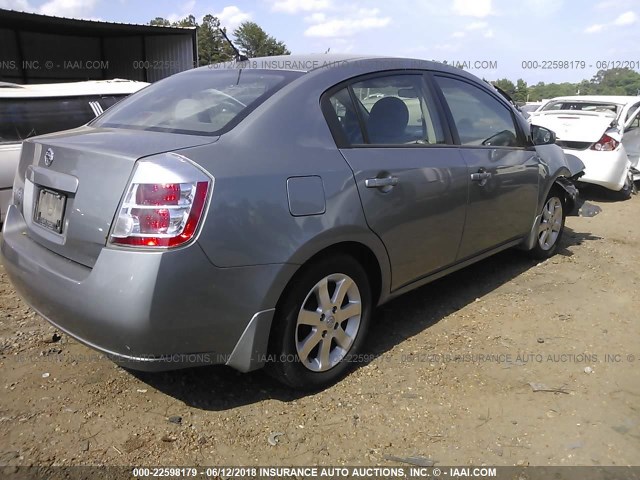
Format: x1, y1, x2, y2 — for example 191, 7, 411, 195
1, 55, 584, 389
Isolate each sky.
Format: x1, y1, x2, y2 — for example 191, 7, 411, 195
1, 0, 639, 84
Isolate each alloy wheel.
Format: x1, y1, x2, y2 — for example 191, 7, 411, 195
295, 273, 362, 372
538, 196, 563, 251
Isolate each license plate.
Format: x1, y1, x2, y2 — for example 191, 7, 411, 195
34, 188, 66, 233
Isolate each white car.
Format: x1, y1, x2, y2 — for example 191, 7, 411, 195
0, 79, 148, 222
529, 95, 640, 198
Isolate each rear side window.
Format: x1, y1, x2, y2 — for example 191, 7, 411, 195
325, 73, 445, 146
0, 97, 96, 143
327, 87, 364, 145
94, 70, 303, 136
435, 76, 520, 147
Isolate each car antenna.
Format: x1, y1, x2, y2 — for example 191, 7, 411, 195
219, 27, 249, 62
489, 81, 521, 111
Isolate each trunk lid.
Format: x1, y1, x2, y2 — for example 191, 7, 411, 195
17, 126, 217, 267
529, 111, 619, 143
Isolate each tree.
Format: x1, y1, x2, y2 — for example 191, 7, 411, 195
174, 14, 197, 27
232, 21, 290, 58
513, 78, 528, 103
198, 15, 234, 65
149, 17, 171, 26
516, 68, 640, 101
493, 78, 516, 96
149, 17, 287, 65
591, 68, 640, 95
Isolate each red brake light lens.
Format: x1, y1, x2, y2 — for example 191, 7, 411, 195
132, 207, 170, 234
590, 134, 619, 151
109, 154, 212, 249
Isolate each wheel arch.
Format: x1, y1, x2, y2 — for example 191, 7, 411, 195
278, 239, 390, 310
521, 170, 574, 251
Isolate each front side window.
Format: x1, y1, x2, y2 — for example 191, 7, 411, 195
94, 70, 302, 136
326, 74, 445, 146
435, 76, 520, 147
0, 97, 96, 143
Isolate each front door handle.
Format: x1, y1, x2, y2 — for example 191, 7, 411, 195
470, 169, 492, 186
470, 172, 492, 181
365, 176, 399, 188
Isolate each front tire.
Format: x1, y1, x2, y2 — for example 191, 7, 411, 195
267, 254, 372, 390
529, 189, 566, 260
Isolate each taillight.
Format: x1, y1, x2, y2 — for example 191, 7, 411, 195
590, 133, 619, 151
109, 153, 212, 248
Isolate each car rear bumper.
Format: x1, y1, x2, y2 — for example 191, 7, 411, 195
565, 147, 629, 191
1, 205, 296, 372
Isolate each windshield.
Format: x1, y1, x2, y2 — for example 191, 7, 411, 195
520, 104, 541, 113
94, 69, 303, 136
540, 101, 621, 117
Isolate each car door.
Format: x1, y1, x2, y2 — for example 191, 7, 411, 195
322, 72, 468, 290
623, 101, 640, 170
432, 74, 539, 260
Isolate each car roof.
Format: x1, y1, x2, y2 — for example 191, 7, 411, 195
545, 95, 640, 106
196, 53, 466, 75
244, 54, 378, 71
0, 79, 149, 98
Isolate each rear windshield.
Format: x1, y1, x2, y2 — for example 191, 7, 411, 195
541, 101, 620, 116
0, 95, 126, 143
94, 69, 303, 136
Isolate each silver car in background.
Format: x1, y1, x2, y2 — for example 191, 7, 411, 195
1, 55, 585, 389
0, 79, 148, 222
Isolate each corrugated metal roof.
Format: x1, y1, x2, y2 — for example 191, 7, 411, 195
0, 8, 197, 36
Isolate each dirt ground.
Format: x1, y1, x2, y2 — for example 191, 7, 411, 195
0, 188, 639, 469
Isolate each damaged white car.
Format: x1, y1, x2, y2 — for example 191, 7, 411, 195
529, 95, 640, 198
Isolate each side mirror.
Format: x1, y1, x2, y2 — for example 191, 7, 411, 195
531, 124, 556, 146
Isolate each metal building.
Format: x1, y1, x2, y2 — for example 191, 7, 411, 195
0, 9, 197, 84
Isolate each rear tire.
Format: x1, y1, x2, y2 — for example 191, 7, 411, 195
616, 171, 635, 200
529, 188, 566, 260
267, 254, 372, 390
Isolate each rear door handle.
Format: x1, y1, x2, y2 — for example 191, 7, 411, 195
365, 176, 399, 188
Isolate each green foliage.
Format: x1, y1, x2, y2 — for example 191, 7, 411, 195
174, 15, 197, 27
514, 79, 528, 103
148, 17, 289, 67
493, 78, 516, 96
232, 21, 290, 58
513, 68, 640, 101
198, 15, 235, 65
149, 17, 171, 27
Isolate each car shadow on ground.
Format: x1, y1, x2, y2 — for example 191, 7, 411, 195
130, 226, 601, 410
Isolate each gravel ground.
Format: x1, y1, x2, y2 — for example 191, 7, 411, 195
0, 189, 639, 468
